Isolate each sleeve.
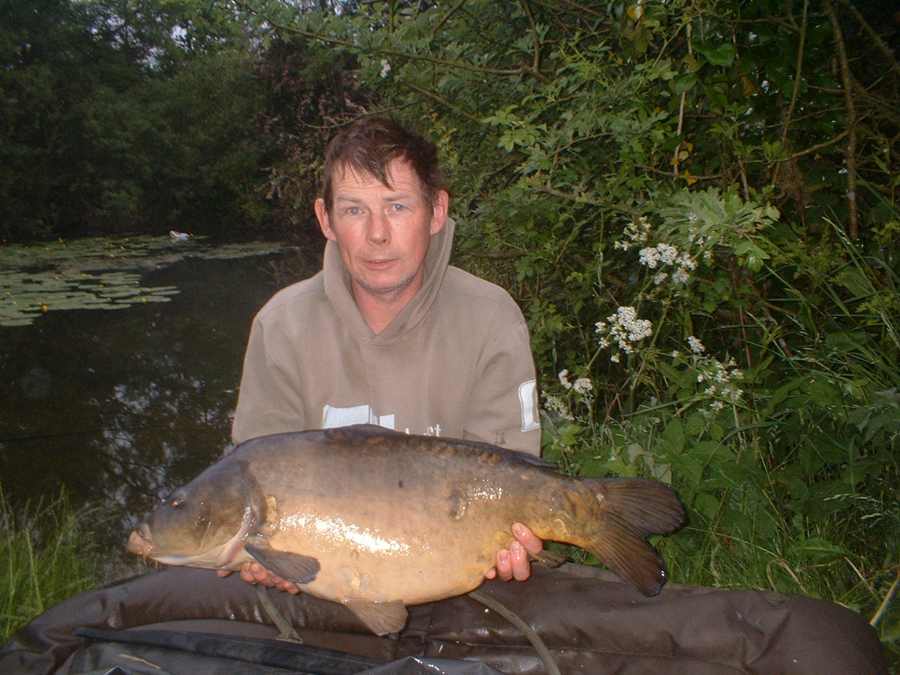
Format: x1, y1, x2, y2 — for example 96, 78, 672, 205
230, 316, 308, 447
462, 303, 542, 456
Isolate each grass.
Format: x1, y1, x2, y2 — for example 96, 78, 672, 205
0, 488, 105, 644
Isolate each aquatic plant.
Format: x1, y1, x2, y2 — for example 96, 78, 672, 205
1, 236, 287, 327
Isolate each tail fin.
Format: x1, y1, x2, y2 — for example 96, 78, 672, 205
581, 478, 685, 596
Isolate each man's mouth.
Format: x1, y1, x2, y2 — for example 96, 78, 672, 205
365, 258, 396, 269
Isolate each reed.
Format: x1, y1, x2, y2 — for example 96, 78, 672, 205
0, 489, 103, 643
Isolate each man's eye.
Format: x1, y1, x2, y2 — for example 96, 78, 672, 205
346, 206, 362, 216
390, 203, 407, 212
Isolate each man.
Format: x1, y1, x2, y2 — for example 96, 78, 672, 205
228, 117, 543, 591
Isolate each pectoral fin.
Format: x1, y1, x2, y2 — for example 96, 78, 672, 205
245, 544, 320, 584
345, 599, 408, 636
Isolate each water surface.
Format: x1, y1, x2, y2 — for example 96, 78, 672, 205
0, 237, 319, 559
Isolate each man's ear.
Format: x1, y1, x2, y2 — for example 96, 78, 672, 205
430, 189, 449, 236
314, 198, 336, 241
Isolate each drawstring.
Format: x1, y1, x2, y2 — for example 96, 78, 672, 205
468, 589, 561, 675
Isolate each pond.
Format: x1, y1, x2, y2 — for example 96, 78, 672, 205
0, 236, 319, 565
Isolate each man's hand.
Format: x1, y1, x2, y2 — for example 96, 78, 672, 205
484, 522, 543, 582
217, 562, 301, 594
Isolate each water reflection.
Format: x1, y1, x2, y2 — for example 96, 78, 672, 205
0, 245, 318, 560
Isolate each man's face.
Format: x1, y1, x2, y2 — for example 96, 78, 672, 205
315, 158, 448, 306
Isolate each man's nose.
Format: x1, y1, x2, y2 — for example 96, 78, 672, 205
366, 210, 390, 244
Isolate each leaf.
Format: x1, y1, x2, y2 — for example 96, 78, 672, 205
788, 537, 847, 564
672, 72, 697, 94
696, 43, 736, 67
693, 491, 720, 520
660, 418, 685, 453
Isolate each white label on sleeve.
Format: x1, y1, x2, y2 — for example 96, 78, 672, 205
518, 380, 540, 432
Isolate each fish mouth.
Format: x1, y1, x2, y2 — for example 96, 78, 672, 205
126, 527, 154, 557
125, 506, 258, 571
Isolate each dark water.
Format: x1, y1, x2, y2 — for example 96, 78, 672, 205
0, 245, 318, 558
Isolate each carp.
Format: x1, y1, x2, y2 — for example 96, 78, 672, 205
127, 424, 685, 635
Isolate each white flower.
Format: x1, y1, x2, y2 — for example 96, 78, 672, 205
678, 252, 697, 271
543, 394, 574, 421
558, 369, 572, 389
602, 306, 653, 354
598, 337, 610, 349
671, 268, 690, 285
658, 243, 679, 265
654, 272, 668, 285
573, 377, 592, 395
379, 59, 392, 78
610, 353, 621, 363
639, 247, 660, 269
594, 321, 607, 334
710, 400, 725, 411
671, 350, 680, 358
687, 336, 705, 353
618, 216, 651, 250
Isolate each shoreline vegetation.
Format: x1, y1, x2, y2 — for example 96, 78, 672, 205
0, 490, 105, 643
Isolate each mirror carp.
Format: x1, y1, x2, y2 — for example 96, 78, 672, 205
127, 424, 685, 635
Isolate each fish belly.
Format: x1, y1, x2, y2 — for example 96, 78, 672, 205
264, 488, 526, 605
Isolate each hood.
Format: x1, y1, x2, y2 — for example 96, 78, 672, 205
322, 217, 455, 344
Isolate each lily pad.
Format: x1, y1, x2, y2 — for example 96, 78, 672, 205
1, 235, 289, 326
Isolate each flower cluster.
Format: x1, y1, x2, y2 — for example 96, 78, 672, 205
558, 369, 593, 396
594, 306, 653, 362
543, 393, 574, 421
687, 335, 705, 354
685, 214, 715, 264
681, 341, 744, 412
638, 243, 697, 286
613, 216, 651, 251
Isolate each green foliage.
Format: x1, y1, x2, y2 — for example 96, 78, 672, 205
258, 0, 899, 658
0, 0, 272, 240
0, 489, 104, 643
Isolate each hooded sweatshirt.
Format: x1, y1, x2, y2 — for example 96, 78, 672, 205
231, 218, 541, 454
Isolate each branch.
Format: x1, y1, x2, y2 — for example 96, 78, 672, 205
237, 1, 528, 79
636, 164, 724, 181
519, 0, 542, 74
781, 0, 809, 144
784, 129, 850, 160
431, 0, 467, 38
672, 23, 692, 177
533, 185, 606, 206
555, 0, 606, 19
837, 0, 900, 78
824, 0, 859, 239
398, 80, 482, 124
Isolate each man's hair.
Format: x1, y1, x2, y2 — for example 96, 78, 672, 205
321, 117, 446, 212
